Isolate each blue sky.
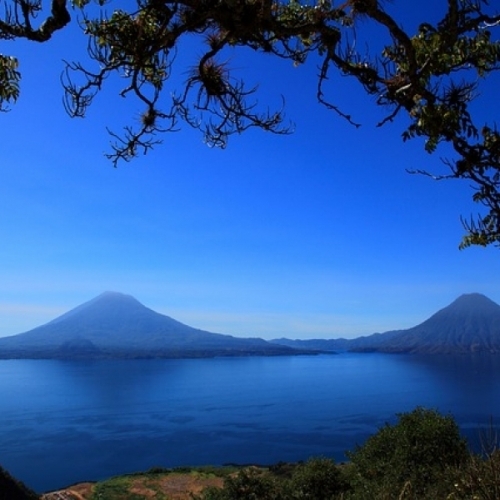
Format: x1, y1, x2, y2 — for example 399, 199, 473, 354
1, 1, 499, 339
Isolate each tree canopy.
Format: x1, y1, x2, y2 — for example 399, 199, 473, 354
1, 0, 499, 247
346, 407, 468, 498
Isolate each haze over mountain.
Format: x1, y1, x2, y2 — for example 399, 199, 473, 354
0, 292, 300, 359
272, 293, 500, 354
2, 292, 498, 359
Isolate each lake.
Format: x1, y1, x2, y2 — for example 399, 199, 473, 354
1, 353, 500, 493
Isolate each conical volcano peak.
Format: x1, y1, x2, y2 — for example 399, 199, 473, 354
89, 291, 144, 305
345, 292, 500, 354
0, 292, 299, 359
453, 292, 492, 302
46, 291, 148, 325
97, 291, 133, 299
444, 293, 500, 314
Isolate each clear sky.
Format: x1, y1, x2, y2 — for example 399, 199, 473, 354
1, 1, 499, 340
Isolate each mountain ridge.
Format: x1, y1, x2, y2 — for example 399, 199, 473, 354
0, 292, 304, 359
271, 293, 500, 354
2, 292, 498, 358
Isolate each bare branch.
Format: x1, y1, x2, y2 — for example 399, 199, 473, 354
0, 0, 70, 41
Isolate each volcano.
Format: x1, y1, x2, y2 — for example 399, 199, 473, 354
272, 293, 500, 354
0, 292, 300, 359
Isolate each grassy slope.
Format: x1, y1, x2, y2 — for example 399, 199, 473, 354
41, 466, 241, 500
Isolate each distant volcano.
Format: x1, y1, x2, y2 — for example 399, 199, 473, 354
272, 293, 500, 354
354, 293, 500, 354
0, 292, 300, 359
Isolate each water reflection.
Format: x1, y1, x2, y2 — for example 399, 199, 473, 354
1, 354, 500, 492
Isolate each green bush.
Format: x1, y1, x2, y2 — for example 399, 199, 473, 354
290, 457, 348, 499
90, 476, 144, 500
346, 407, 468, 499
194, 468, 286, 500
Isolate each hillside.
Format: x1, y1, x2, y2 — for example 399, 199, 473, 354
0, 292, 302, 359
355, 293, 500, 354
272, 293, 500, 354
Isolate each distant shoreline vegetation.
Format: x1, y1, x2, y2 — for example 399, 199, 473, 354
0, 347, 324, 360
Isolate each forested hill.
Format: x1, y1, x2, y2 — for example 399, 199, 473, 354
0, 292, 305, 359
272, 293, 500, 354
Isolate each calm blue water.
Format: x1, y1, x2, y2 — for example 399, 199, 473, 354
1, 353, 500, 493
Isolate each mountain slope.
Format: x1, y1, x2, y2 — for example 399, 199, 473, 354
272, 294, 500, 355
355, 293, 500, 354
0, 292, 300, 359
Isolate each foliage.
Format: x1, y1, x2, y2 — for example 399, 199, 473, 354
1, 1, 500, 246
194, 467, 287, 500
289, 457, 348, 499
90, 475, 145, 500
193, 459, 350, 500
192, 431, 493, 500
0, 55, 20, 111
451, 449, 500, 500
174, 464, 240, 477
345, 407, 468, 499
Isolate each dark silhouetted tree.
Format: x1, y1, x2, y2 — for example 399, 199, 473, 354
1, 0, 500, 246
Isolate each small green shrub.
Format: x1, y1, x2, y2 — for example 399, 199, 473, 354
290, 457, 348, 499
145, 466, 170, 475
194, 468, 285, 500
90, 476, 143, 500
